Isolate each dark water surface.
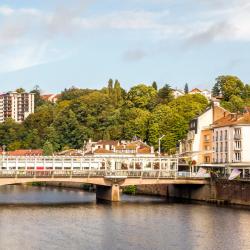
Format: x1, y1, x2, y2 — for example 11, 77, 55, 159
0, 185, 249, 250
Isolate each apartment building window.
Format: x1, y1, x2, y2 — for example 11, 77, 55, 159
234, 128, 241, 140
235, 140, 241, 149
216, 131, 218, 141
225, 130, 228, 140
204, 145, 210, 151
225, 142, 228, 152
216, 142, 218, 152
204, 156, 210, 163
220, 142, 223, 152
204, 135, 209, 142
220, 153, 223, 163
225, 153, 228, 163
220, 131, 223, 141
235, 152, 241, 162
216, 153, 219, 163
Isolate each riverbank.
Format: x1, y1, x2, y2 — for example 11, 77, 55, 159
137, 179, 250, 207
29, 179, 250, 207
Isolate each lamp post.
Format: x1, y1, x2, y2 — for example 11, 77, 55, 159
158, 135, 165, 156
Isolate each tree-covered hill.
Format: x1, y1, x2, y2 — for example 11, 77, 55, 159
2, 77, 234, 154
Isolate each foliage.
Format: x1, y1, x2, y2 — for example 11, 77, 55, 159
123, 185, 136, 195
0, 81, 211, 153
184, 83, 189, 94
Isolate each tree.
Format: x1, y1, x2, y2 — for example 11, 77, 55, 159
16, 88, 25, 93
126, 84, 157, 110
121, 108, 150, 141
158, 84, 174, 104
108, 79, 113, 97
114, 80, 122, 106
215, 75, 245, 101
30, 85, 46, 109
212, 82, 220, 97
43, 141, 54, 156
152, 81, 158, 91
184, 83, 189, 94
53, 108, 90, 149
221, 95, 245, 113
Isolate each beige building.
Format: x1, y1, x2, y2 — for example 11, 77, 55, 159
179, 101, 230, 165
0, 92, 35, 123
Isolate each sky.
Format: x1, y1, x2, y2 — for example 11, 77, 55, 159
0, 0, 250, 93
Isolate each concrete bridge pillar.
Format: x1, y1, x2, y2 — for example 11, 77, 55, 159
96, 184, 120, 202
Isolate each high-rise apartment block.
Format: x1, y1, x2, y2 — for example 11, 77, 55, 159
0, 92, 35, 123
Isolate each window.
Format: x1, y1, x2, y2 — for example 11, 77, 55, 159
204, 156, 210, 163
225, 153, 228, 163
216, 131, 218, 141
220, 131, 223, 140
225, 142, 228, 152
225, 130, 228, 140
204, 135, 209, 141
204, 145, 210, 151
220, 153, 223, 163
220, 142, 223, 152
235, 140, 241, 149
235, 152, 241, 162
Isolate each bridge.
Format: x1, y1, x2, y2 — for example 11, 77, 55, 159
0, 155, 209, 201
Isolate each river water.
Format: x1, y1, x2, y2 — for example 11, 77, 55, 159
0, 185, 249, 250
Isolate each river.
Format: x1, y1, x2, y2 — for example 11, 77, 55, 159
0, 185, 249, 250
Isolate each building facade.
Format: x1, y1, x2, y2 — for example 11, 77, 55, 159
212, 112, 250, 165
179, 102, 230, 165
0, 92, 35, 123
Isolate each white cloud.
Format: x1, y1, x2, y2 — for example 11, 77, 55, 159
0, 1, 250, 72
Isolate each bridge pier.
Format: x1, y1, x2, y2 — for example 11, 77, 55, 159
96, 184, 120, 202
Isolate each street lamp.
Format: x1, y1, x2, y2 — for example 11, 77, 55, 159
158, 135, 165, 156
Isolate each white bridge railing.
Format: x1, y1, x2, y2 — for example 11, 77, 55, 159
0, 170, 201, 179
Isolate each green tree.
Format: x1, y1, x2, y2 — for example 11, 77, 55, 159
114, 80, 122, 106
215, 75, 245, 101
158, 84, 174, 104
121, 108, 150, 140
16, 88, 25, 93
152, 81, 158, 91
126, 84, 157, 110
184, 83, 189, 94
108, 78, 113, 97
43, 141, 54, 155
212, 82, 220, 97
30, 85, 46, 109
53, 108, 90, 149
221, 95, 245, 113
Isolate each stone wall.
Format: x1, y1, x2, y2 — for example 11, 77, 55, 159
136, 180, 250, 206
136, 184, 169, 196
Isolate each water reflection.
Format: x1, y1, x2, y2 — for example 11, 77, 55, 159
0, 185, 249, 250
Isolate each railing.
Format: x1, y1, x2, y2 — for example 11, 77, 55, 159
234, 134, 241, 140
0, 170, 203, 179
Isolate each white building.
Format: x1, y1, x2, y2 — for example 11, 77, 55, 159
189, 88, 212, 100
172, 89, 184, 99
0, 92, 35, 123
212, 112, 250, 165
179, 102, 229, 165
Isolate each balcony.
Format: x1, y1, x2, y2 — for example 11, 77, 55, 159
234, 134, 241, 140
234, 146, 242, 151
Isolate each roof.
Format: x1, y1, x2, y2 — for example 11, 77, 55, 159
96, 140, 119, 146
94, 148, 113, 154
212, 112, 250, 128
6, 149, 43, 156
190, 88, 202, 93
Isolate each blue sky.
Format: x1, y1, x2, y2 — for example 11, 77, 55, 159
0, 0, 249, 93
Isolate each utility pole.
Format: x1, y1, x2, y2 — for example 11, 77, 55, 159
158, 135, 165, 156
